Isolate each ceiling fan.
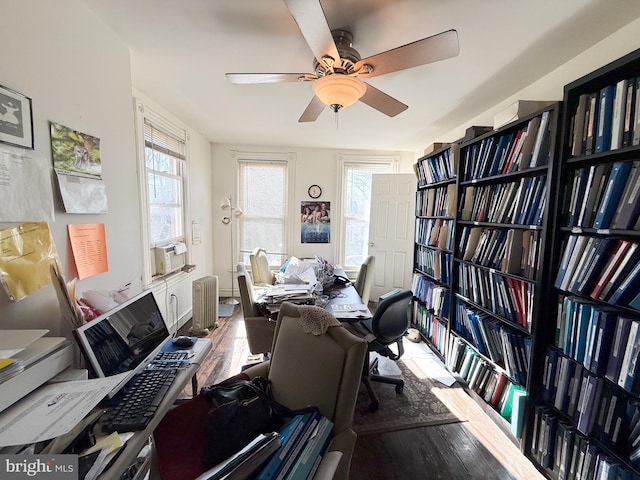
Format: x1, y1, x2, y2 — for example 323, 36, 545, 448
226, 0, 459, 122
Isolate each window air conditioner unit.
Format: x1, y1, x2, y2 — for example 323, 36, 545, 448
154, 244, 186, 275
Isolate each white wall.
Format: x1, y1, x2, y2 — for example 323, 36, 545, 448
210, 144, 415, 295
436, 17, 640, 144
0, 1, 214, 341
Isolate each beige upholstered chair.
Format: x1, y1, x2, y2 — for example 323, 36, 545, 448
237, 263, 276, 355
354, 255, 375, 306
244, 303, 367, 480
249, 247, 275, 286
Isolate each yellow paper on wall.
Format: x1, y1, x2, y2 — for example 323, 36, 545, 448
0, 222, 60, 301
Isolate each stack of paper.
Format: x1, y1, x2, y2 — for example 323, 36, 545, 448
0, 359, 24, 383
259, 284, 315, 305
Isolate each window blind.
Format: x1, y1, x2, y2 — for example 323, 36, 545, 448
143, 117, 186, 160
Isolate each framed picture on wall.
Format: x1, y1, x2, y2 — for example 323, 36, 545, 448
0, 85, 34, 149
301, 200, 330, 243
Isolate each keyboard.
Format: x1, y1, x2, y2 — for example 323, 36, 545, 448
103, 367, 178, 433
154, 351, 189, 361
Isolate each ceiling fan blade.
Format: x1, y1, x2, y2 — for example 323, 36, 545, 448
298, 96, 325, 122
284, 0, 340, 66
360, 83, 408, 117
226, 73, 309, 84
355, 29, 459, 79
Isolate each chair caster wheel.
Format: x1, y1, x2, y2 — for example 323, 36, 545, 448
395, 384, 404, 394
369, 402, 379, 412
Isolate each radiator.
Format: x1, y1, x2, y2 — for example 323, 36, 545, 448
192, 275, 219, 330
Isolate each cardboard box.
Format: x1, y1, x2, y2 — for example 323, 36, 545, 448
493, 100, 555, 129
423, 142, 447, 156
463, 126, 493, 142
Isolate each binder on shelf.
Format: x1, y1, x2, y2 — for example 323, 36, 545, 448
611, 160, 640, 230
584, 92, 598, 155
609, 78, 628, 150
571, 94, 590, 156
617, 320, 640, 392
592, 160, 633, 229
589, 240, 633, 300
605, 316, 634, 383
598, 244, 640, 302
622, 77, 637, 147
594, 84, 615, 153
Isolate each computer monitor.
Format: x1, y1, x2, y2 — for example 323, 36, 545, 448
75, 290, 171, 390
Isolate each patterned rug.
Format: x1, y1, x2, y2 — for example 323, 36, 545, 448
352, 358, 465, 436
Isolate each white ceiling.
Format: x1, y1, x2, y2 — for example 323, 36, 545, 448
80, 0, 640, 153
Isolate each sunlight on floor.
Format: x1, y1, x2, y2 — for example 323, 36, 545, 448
400, 339, 544, 480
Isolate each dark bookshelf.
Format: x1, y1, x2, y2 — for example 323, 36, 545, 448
411, 143, 458, 361
444, 102, 562, 450
529, 47, 640, 479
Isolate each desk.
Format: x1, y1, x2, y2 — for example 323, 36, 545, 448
98, 338, 212, 480
324, 283, 372, 322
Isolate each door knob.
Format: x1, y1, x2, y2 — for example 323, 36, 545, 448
368, 242, 375, 247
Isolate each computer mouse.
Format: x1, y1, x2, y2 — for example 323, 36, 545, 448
172, 335, 195, 348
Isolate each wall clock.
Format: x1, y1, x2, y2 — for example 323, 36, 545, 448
308, 184, 322, 199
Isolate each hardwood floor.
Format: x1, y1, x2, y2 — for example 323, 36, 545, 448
180, 306, 545, 479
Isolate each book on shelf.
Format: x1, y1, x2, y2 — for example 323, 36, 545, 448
633, 76, 640, 146
572, 238, 615, 296
530, 110, 552, 167
622, 77, 637, 147
598, 243, 640, 302
616, 319, 640, 392
565, 236, 598, 294
606, 256, 640, 306
605, 316, 635, 384
571, 94, 590, 156
583, 92, 598, 155
589, 240, 634, 300
567, 364, 585, 421
630, 290, 640, 311
592, 160, 634, 229
559, 235, 590, 292
510, 388, 528, 438
595, 84, 615, 153
611, 160, 640, 230
610, 78, 629, 150
576, 374, 603, 435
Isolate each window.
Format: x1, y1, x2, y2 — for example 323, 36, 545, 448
136, 102, 188, 280
339, 156, 395, 267
237, 153, 290, 266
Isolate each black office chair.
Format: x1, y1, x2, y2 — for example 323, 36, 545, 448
361, 289, 413, 412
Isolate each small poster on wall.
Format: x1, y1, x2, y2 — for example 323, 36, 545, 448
50, 121, 108, 214
301, 201, 330, 243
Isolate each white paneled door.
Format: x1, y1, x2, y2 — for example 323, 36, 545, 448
368, 173, 416, 302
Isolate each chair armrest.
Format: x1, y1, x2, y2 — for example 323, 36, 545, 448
242, 360, 269, 379
325, 428, 356, 480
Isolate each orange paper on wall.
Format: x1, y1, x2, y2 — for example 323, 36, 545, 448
67, 223, 108, 279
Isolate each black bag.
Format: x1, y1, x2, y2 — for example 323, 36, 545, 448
200, 376, 315, 468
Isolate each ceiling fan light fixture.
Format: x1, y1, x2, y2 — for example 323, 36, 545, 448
312, 74, 366, 110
